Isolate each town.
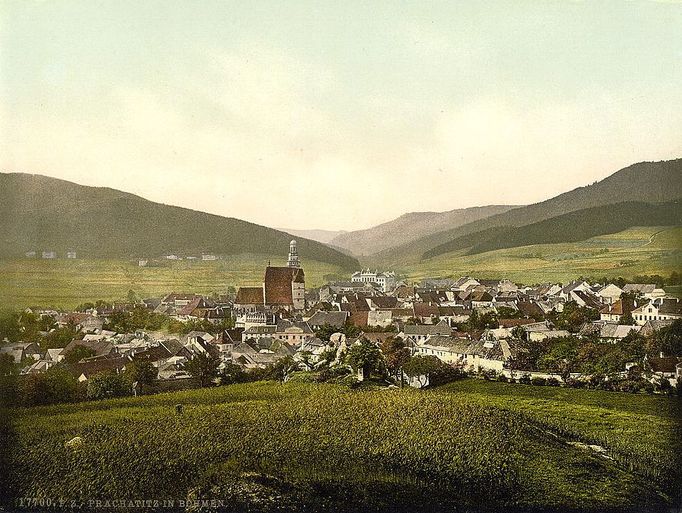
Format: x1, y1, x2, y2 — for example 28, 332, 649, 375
1, 240, 680, 405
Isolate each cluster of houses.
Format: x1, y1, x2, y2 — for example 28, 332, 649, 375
25, 250, 77, 259
3, 242, 682, 389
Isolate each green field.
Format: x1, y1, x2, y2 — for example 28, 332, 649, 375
2, 380, 680, 512
0, 256, 344, 310
390, 226, 682, 284
0, 226, 679, 310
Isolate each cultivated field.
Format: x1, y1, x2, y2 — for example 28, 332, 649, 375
2, 380, 680, 512
0, 256, 344, 310
393, 226, 682, 285
0, 226, 679, 310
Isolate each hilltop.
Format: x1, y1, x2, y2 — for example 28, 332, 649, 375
329, 205, 518, 256
0, 173, 359, 269
375, 158, 682, 264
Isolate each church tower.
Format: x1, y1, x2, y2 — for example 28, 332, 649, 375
287, 240, 301, 268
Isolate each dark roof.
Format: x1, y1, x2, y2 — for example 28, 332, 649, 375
132, 345, 173, 362
235, 287, 264, 305
648, 357, 680, 373
368, 296, 399, 309
61, 339, 114, 358
264, 266, 304, 305
69, 354, 129, 378
307, 310, 349, 327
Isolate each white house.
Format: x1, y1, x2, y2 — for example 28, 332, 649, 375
350, 269, 396, 292
631, 298, 682, 325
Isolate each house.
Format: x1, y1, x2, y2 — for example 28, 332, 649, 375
599, 298, 636, 323
61, 339, 115, 360
42, 251, 57, 259
306, 310, 349, 330
69, 354, 130, 382
351, 269, 396, 293
234, 287, 265, 311
570, 290, 604, 310
413, 335, 474, 366
631, 298, 682, 325
452, 276, 481, 291
623, 284, 666, 300
66, 251, 77, 259
273, 320, 314, 345
646, 356, 680, 378
400, 321, 452, 344
597, 284, 623, 304
597, 323, 641, 343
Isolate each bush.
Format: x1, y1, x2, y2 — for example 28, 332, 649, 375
317, 366, 351, 383
498, 374, 509, 383
87, 371, 132, 400
518, 374, 531, 385
531, 377, 546, 386
546, 377, 561, 387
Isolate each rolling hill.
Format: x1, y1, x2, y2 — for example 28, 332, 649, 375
374, 158, 682, 264
424, 200, 682, 259
329, 205, 518, 256
0, 173, 360, 269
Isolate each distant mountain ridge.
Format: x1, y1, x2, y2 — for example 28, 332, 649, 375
329, 205, 519, 256
374, 158, 682, 264
0, 173, 360, 269
279, 228, 347, 244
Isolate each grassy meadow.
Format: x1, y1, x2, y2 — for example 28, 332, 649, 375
0, 255, 344, 310
392, 226, 682, 284
0, 226, 679, 310
1, 379, 680, 512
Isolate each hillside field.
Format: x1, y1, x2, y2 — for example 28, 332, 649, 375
390, 226, 682, 285
0, 256, 345, 310
1, 380, 680, 512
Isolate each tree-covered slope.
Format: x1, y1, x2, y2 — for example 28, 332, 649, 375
377, 158, 682, 264
424, 201, 681, 259
0, 173, 359, 269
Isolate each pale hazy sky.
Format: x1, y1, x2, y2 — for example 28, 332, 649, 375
1, 1, 681, 231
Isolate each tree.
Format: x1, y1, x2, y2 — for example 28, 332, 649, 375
185, 351, 220, 387
402, 355, 444, 387
649, 319, 682, 357
126, 360, 158, 389
64, 344, 96, 364
219, 362, 248, 385
345, 338, 383, 380
87, 371, 132, 400
315, 322, 361, 342
0, 353, 18, 377
380, 336, 411, 385
20, 365, 79, 406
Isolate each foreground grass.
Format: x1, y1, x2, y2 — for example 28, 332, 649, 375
0, 256, 344, 310
389, 226, 682, 284
2, 380, 680, 512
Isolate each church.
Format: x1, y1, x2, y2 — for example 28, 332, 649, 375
234, 240, 306, 312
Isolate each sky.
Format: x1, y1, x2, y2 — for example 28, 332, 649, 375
1, 1, 681, 231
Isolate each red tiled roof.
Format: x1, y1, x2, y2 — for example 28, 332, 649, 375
235, 287, 264, 305
413, 303, 440, 318
349, 311, 369, 327
264, 267, 304, 305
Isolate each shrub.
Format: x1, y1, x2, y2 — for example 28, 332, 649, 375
518, 374, 532, 385
531, 377, 546, 386
546, 377, 561, 387
498, 374, 509, 383
87, 371, 132, 400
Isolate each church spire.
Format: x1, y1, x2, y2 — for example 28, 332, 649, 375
287, 240, 300, 268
